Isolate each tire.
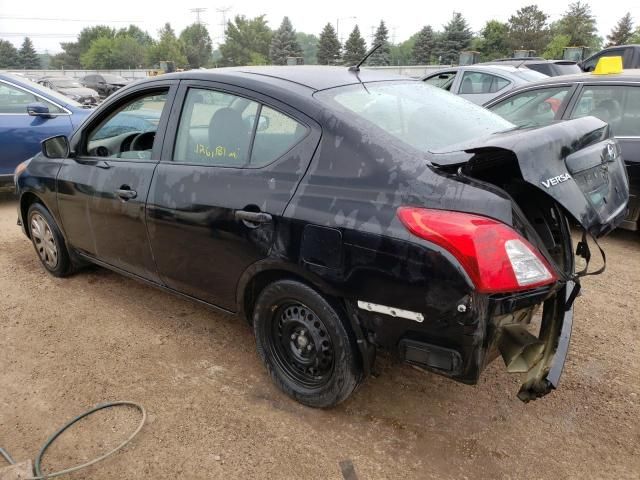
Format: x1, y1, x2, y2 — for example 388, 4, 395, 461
253, 280, 362, 408
27, 203, 73, 277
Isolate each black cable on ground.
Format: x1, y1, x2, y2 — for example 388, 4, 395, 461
1, 401, 146, 479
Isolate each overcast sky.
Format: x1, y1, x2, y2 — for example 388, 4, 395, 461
1, 0, 639, 53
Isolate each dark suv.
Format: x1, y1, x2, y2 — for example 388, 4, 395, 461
15, 67, 628, 407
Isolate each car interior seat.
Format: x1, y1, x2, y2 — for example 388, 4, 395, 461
460, 77, 474, 94
208, 108, 250, 165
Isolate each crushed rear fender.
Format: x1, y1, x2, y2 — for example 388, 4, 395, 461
430, 117, 630, 237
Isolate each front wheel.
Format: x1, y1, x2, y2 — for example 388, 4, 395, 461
253, 280, 362, 408
27, 203, 73, 277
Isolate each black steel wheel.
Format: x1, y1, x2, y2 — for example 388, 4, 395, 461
253, 280, 362, 408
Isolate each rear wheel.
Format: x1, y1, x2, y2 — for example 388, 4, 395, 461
253, 280, 361, 408
27, 203, 73, 277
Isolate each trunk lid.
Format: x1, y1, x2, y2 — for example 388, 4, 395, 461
430, 117, 630, 237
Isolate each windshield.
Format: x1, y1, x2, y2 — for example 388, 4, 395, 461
51, 79, 82, 88
315, 81, 513, 151
102, 75, 127, 83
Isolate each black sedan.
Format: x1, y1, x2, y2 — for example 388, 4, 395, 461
485, 69, 640, 231
80, 74, 131, 98
15, 67, 628, 407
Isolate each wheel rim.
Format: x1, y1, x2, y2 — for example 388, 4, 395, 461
30, 213, 58, 269
268, 302, 335, 388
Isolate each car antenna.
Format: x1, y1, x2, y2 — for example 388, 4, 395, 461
349, 43, 382, 73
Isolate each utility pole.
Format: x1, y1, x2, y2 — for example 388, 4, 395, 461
336, 16, 356, 44
190, 7, 207, 25
217, 6, 232, 41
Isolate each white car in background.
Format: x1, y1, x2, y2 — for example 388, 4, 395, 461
422, 64, 548, 105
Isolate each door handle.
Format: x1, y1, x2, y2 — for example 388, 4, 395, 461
115, 188, 137, 200
234, 210, 272, 224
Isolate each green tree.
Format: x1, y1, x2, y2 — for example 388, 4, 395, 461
369, 21, 391, 66
57, 25, 116, 68
19, 37, 40, 69
606, 12, 633, 47
434, 13, 472, 64
556, 1, 599, 47
219, 15, 272, 66
180, 23, 213, 68
507, 5, 550, 53
476, 20, 510, 60
112, 35, 148, 68
80, 36, 117, 69
0, 40, 20, 68
343, 25, 367, 65
117, 25, 154, 46
317, 23, 341, 65
391, 35, 417, 65
147, 23, 187, 67
296, 32, 318, 64
543, 33, 572, 59
270, 17, 303, 65
412, 26, 435, 64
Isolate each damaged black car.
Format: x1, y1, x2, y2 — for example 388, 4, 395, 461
14, 67, 629, 407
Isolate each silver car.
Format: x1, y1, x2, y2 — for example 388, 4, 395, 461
422, 65, 548, 105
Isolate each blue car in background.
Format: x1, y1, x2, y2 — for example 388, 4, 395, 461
0, 73, 92, 185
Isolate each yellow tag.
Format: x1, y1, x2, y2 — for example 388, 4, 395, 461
593, 56, 623, 75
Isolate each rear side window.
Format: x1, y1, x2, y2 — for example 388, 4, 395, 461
173, 87, 306, 167
251, 106, 307, 166
424, 72, 456, 90
459, 72, 510, 94
489, 86, 572, 127
570, 85, 640, 137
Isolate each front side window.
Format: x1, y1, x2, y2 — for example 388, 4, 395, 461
173, 88, 307, 167
424, 72, 456, 91
489, 86, 572, 128
316, 81, 513, 152
0, 81, 63, 114
570, 85, 640, 137
86, 90, 167, 159
459, 71, 510, 94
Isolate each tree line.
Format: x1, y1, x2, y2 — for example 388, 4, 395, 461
1, 2, 640, 70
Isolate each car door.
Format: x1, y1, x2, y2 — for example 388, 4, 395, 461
0, 78, 73, 178
457, 70, 511, 105
487, 84, 578, 128
57, 80, 178, 281
146, 81, 321, 310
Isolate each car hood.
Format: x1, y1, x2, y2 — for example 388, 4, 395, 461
58, 87, 99, 96
430, 116, 630, 237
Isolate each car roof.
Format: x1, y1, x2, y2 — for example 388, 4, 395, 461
426, 64, 535, 76
511, 68, 640, 86
480, 59, 578, 66
155, 65, 411, 91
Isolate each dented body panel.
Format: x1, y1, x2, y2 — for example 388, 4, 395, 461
15, 68, 628, 402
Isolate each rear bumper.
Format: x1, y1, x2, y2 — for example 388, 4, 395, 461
389, 281, 574, 402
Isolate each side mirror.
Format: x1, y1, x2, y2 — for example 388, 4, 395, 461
41, 135, 70, 159
27, 102, 51, 118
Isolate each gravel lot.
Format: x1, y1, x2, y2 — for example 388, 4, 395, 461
1, 192, 639, 479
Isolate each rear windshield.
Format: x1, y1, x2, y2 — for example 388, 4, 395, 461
315, 81, 513, 151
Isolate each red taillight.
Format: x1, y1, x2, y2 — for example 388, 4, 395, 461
397, 207, 557, 293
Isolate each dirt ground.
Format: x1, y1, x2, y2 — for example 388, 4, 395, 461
0, 192, 639, 480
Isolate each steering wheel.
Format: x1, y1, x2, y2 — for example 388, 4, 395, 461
130, 131, 155, 152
